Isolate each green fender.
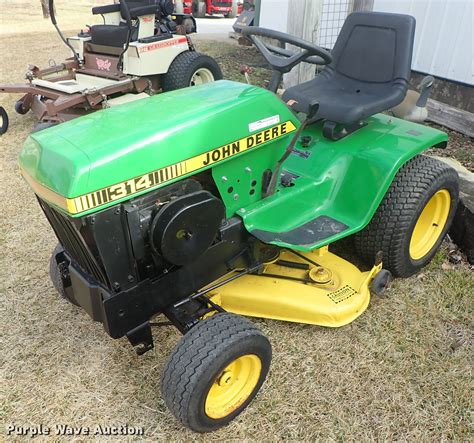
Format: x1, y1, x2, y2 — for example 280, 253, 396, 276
233, 114, 447, 251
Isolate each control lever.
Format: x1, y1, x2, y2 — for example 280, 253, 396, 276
264, 100, 319, 197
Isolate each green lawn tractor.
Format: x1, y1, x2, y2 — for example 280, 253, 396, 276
19, 11, 459, 432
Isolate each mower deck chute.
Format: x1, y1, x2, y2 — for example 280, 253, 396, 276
210, 248, 381, 327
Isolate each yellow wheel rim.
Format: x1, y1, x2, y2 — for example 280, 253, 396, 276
205, 354, 261, 419
409, 189, 451, 260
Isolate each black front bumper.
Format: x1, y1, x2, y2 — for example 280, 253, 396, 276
58, 215, 254, 343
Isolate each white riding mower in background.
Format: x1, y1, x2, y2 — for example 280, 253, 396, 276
0, 0, 222, 134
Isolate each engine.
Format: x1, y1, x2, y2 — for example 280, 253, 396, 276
39, 177, 270, 339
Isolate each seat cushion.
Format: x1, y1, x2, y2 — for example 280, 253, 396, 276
282, 11, 415, 126
283, 71, 407, 124
90, 24, 131, 48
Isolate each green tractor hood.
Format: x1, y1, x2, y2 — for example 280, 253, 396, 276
19, 80, 299, 216
19, 78, 448, 251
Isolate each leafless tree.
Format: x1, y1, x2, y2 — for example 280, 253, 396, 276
40, 0, 50, 18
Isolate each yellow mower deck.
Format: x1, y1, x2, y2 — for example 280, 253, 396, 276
209, 248, 382, 327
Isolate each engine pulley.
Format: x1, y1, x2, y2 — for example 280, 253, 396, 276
150, 191, 225, 266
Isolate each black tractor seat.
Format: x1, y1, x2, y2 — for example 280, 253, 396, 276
90, 22, 137, 48
90, 1, 158, 48
282, 12, 416, 139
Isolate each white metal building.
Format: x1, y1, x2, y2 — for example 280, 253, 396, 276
373, 0, 472, 85
258, 0, 473, 86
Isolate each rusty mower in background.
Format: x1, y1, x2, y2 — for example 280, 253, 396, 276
0, 0, 222, 134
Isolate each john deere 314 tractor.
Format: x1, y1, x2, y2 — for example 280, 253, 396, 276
19, 12, 459, 432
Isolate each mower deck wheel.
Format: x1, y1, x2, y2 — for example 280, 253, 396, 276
49, 244, 79, 306
355, 155, 458, 277
15, 100, 29, 115
0, 106, 8, 135
161, 51, 223, 92
369, 269, 392, 296
161, 312, 271, 432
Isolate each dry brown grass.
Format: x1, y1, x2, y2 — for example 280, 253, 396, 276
1, 2, 473, 441
1, 0, 108, 35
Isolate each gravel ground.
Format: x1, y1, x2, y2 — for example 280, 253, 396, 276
425, 124, 474, 172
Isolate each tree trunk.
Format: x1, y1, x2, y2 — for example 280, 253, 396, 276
40, 0, 50, 18
283, 0, 324, 89
231, 0, 238, 17
175, 0, 184, 14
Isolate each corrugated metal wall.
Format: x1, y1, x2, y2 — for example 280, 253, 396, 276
373, 0, 473, 85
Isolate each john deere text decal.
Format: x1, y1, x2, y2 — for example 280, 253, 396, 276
67, 120, 296, 214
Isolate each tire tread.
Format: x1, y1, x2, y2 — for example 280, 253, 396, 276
161, 51, 222, 92
354, 155, 458, 277
161, 313, 270, 431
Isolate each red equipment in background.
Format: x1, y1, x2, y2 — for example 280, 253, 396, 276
182, 0, 243, 18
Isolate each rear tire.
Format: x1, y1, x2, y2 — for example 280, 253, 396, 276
182, 17, 196, 34
49, 244, 79, 306
354, 155, 458, 277
192, 0, 206, 18
161, 51, 222, 92
161, 312, 271, 432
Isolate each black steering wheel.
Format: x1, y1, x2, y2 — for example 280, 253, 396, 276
241, 27, 332, 74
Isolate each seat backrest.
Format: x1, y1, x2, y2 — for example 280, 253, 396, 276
120, 1, 153, 20
330, 11, 415, 84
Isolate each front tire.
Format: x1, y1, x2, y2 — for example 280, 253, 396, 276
161, 312, 271, 432
226, 3, 238, 18
161, 51, 222, 92
355, 155, 459, 277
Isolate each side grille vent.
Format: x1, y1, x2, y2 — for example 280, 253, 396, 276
39, 199, 109, 287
